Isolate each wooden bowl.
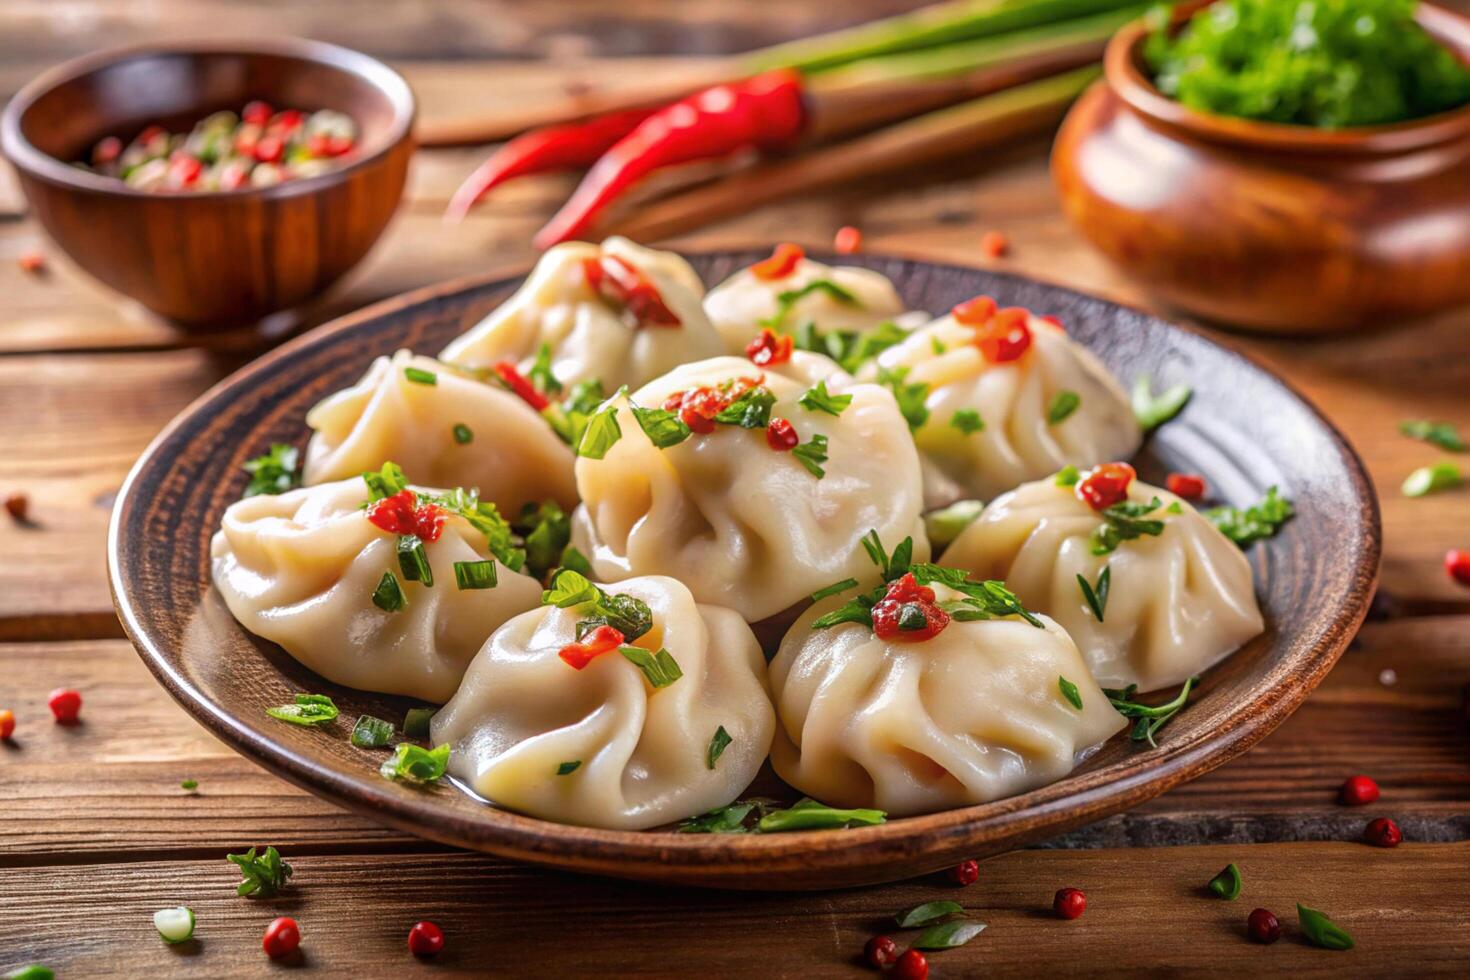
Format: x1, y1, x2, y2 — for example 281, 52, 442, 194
0, 40, 414, 327
108, 251, 1380, 889
1052, 2, 1470, 333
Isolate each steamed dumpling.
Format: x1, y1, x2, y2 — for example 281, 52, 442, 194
859, 302, 1141, 506
212, 477, 542, 702
304, 350, 577, 514
439, 237, 725, 390
431, 575, 774, 830
769, 583, 1125, 816
705, 245, 909, 355
941, 469, 1265, 692
570, 355, 930, 622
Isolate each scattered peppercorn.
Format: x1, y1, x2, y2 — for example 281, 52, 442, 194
47, 688, 82, 725
263, 916, 301, 959
1445, 549, 1470, 587
1338, 775, 1380, 806
0, 709, 14, 740
1054, 887, 1086, 919
948, 858, 980, 886
1165, 472, 1207, 501
1364, 816, 1402, 848
17, 251, 45, 275
891, 948, 929, 980
863, 934, 899, 969
407, 920, 445, 957
979, 230, 1009, 258
1247, 907, 1281, 944
834, 225, 863, 255
4, 492, 27, 522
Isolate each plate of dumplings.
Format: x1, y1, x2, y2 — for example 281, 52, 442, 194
110, 240, 1380, 889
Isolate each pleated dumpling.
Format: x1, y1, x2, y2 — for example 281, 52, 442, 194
858, 298, 1141, 506
941, 465, 1265, 692
303, 350, 578, 514
569, 355, 930, 622
431, 574, 774, 830
211, 475, 542, 702
769, 559, 1124, 817
705, 243, 909, 355
439, 237, 725, 391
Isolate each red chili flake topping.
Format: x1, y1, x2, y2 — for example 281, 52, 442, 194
980, 230, 1010, 258
1166, 472, 1207, 501
1076, 462, 1136, 512
871, 573, 951, 642
583, 254, 682, 328
558, 624, 626, 669
863, 935, 898, 969
974, 307, 1032, 363
1247, 908, 1281, 944
493, 360, 551, 411
891, 949, 929, 980
663, 376, 761, 435
1053, 887, 1086, 919
834, 225, 862, 255
17, 251, 45, 275
366, 489, 447, 543
407, 920, 445, 957
262, 916, 301, 959
1445, 549, 1470, 587
951, 295, 998, 326
1364, 816, 1402, 848
766, 417, 798, 451
948, 858, 980, 886
48, 688, 82, 725
745, 327, 793, 367
751, 242, 804, 281
242, 100, 273, 126
0, 709, 15, 740
1339, 775, 1380, 806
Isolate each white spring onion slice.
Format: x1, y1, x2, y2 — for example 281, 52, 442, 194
153, 906, 196, 944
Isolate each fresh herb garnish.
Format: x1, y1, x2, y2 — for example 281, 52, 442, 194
811, 578, 859, 602
544, 378, 609, 448
716, 384, 778, 429
631, 403, 693, 448
793, 319, 908, 373
760, 279, 860, 329
380, 743, 449, 784
404, 366, 438, 386
265, 693, 339, 727
1297, 903, 1354, 950
1047, 390, 1081, 425
372, 571, 406, 612
1105, 677, 1198, 747
512, 499, 573, 580
1400, 419, 1465, 452
452, 422, 474, 445
1208, 863, 1242, 900
1205, 486, 1294, 546
1132, 374, 1191, 431
528, 342, 563, 396
227, 845, 293, 897
181, 778, 198, 791
453, 559, 498, 590
924, 499, 984, 549
1077, 566, 1110, 622
798, 380, 852, 417
912, 920, 987, 950
403, 707, 435, 739
677, 800, 769, 834
707, 726, 732, 769
876, 366, 931, 431
542, 569, 653, 642
757, 797, 887, 832
1091, 497, 1167, 556
362, 461, 409, 502
1055, 464, 1081, 487
1401, 462, 1462, 498
895, 901, 965, 928
556, 545, 594, 578
619, 645, 683, 689
396, 534, 433, 586
950, 409, 984, 434
577, 397, 624, 459
420, 486, 525, 571
1058, 675, 1084, 710
242, 444, 301, 498
791, 432, 829, 478
931, 337, 948, 355
556, 760, 581, 776
351, 714, 395, 748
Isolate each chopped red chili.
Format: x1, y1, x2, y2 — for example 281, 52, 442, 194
973, 307, 1032, 363
493, 360, 552, 411
1076, 462, 1136, 512
766, 417, 798, 450
834, 225, 862, 255
583, 254, 681, 329
663, 376, 762, 435
92, 136, 122, 167
951, 295, 998, 326
871, 573, 950, 642
979, 230, 1010, 258
559, 624, 626, 669
365, 490, 447, 543
752, 242, 805, 281
1166, 472, 1207, 501
242, 100, 273, 126
17, 251, 45, 275
745, 327, 793, 367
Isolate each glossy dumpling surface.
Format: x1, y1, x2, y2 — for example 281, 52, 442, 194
211, 477, 542, 702
941, 475, 1265, 692
705, 252, 908, 355
303, 350, 577, 514
431, 575, 774, 830
860, 313, 1141, 506
439, 237, 725, 390
570, 355, 930, 621
769, 589, 1125, 816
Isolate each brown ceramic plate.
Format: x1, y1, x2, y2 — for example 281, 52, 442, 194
108, 251, 1380, 890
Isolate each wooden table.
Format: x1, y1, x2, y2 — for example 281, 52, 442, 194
3, 3, 1468, 976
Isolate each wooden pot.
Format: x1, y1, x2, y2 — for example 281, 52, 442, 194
1051, 2, 1470, 333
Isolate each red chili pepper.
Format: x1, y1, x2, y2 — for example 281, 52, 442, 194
1077, 462, 1136, 512
92, 136, 123, 167
534, 70, 807, 248
17, 252, 45, 275
446, 108, 656, 222
0, 709, 14, 740
271, 109, 305, 135
751, 243, 805, 281
583, 254, 681, 328
493, 361, 551, 411
766, 417, 799, 451
254, 134, 285, 164
1166, 472, 1206, 501
242, 101, 273, 126
974, 307, 1032, 363
834, 225, 862, 255
745, 327, 793, 367
559, 624, 625, 669
48, 688, 82, 725
871, 573, 950, 642
951, 295, 997, 326
168, 153, 204, 188
366, 490, 447, 542
980, 230, 1010, 258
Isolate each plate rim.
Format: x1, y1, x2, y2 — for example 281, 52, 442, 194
107, 249, 1382, 885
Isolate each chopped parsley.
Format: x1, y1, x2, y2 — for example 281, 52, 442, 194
1077, 565, 1110, 622
760, 279, 860, 329
227, 845, 292, 897
798, 380, 853, 417
1400, 419, 1464, 452
793, 319, 908, 373
715, 384, 777, 429
791, 432, 829, 478
265, 693, 339, 727
542, 569, 653, 642
950, 409, 984, 434
576, 396, 624, 459
512, 499, 574, 580
528, 342, 564, 396
380, 742, 449, 784
1091, 497, 1167, 555
618, 645, 683, 688
362, 461, 408, 501
420, 486, 525, 571
242, 444, 301, 498
545, 378, 609, 448
707, 726, 733, 769
1205, 486, 1294, 546
1047, 390, 1081, 425
631, 404, 692, 448
875, 366, 931, 431
1105, 677, 1198, 747
1132, 374, 1191, 431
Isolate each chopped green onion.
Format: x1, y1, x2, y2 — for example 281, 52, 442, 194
924, 499, 984, 549
1058, 675, 1083, 710
404, 366, 438, 386
242, 443, 301, 498
362, 461, 408, 501
265, 693, 339, 727
950, 409, 984, 434
351, 714, 395, 748
707, 726, 732, 769
895, 901, 965, 928
380, 743, 449, 784
452, 423, 474, 444
372, 571, 406, 612
453, 559, 498, 590
396, 534, 434, 586
1132, 374, 1192, 430
153, 906, 196, 944
756, 797, 886, 832
1297, 904, 1354, 950
577, 401, 623, 459
1402, 462, 1462, 497
556, 760, 582, 776
1208, 863, 1242, 900
1047, 389, 1081, 425
1055, 464, 1081, 487
619, 646, 684, 689
1205, 487, 1294, 546
1400, 419, 1464, 452
403, 707, 436, 739
799, 380, 853, 417
1077, 566, 1110, 622
811, 578, 859, 602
